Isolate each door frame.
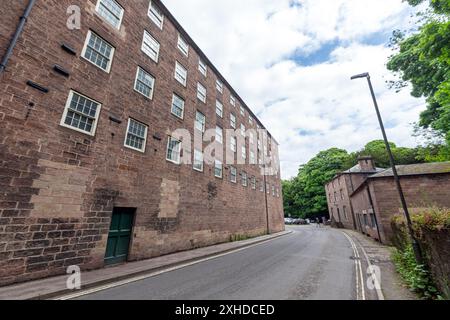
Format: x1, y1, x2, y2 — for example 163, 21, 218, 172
104, 207, 136, 265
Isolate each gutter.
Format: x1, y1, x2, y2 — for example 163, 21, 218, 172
0, 0, 36, 75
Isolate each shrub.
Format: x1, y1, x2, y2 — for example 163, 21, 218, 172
392, 244, 441, 300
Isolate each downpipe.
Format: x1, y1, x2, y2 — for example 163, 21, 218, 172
0, 0, 36, 75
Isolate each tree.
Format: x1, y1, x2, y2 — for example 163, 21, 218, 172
282, 148, 350, 219
387, 0, 450, 159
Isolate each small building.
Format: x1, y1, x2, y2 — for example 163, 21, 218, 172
325, 157, 383, 230
350, 162, 450, 244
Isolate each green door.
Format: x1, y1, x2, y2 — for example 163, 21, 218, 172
105, 208, 135, 265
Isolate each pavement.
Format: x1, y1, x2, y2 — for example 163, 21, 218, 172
0, 230, 291, 300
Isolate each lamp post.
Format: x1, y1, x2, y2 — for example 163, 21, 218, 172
350, 72, 423, 264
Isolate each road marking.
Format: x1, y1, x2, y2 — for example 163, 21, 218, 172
54, 232, 294, 300
349, 234, 385, 301
342, 232, 365, 300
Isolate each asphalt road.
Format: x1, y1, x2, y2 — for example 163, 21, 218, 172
76, 226, 356, 300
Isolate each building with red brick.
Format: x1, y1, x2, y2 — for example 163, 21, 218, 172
350, 162, 450, 244
325, 157, 383, 230
326, 159, 450, 244
0, 0, 284, 286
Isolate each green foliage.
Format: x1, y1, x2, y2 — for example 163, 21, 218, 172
393, 207, 450, 232
282, 148, 350, 219
387, 0, 450, 159
392, 244, 441, 299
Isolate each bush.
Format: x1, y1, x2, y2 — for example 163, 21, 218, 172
392, 244, 441, 300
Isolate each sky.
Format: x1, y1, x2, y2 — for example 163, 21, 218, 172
163, 0, 426, 179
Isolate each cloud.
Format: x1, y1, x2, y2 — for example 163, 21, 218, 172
163, 0, 426, 179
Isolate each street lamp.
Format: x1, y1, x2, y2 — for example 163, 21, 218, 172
351, 72, 423, 264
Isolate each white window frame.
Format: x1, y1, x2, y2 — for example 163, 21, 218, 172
216, 80, 223, 94
195, 111, 206, 133
142, 30, 160, 63
193, 149, 204, 172
81, 30, 115, 73
216, 126, 223, 144
230, 113, 236, 129
177, 34, 189, 56
216, 100, 223, 118
230, 166, 237, 183
240, 106, 245, 116
242, 146, 247, 160
95, 0, 124, 30
250, 151, 255, 164
197, 82, 206, 103
251, 176, 256, 190
241, 124, 246, 136
230, 95, 236, 107
199, 59, 207, 77
134, 66, 155, 99
230, 136, 237, 153
242, 172, 248, 187
214, 160, 223, 178
148, 1, 164, 29
174, 61, 187, 86
60, 90, 102, 136
249, 116, 254, 125
171, 93, 185, 119
166, 137, 182, 164
124, 118, 148, 153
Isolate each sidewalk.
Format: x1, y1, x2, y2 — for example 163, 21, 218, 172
0, 230, 292, 300
342, 229, 418, 300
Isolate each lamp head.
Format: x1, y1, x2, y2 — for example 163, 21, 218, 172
351, 72, 369, 80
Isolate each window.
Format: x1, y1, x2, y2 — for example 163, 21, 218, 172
240, 106, 245, 116
276, 188, 280, 198
242, 172, 248, 187
134, 67, 155, 99
240, 124, 246, 136
216, 80, 223, 93
197, 83, 206, 103
370, 214, 376, 228
340, 189, 344, 200
250, 151, 255, 164
343, 206, 348, 220
177, 34, 189, 56
195, 111, 206, 132
142, 31, 160, 63
166, 137, 181, 164
260, 182, 264, 192
214, 160, 223, 178
272, 186, 276, 196
230, 95, 236, 107
215, 126, 223, 144
251, 177, 256, 190
230, 136, 237, 153
124, 118, 148, 152
249, 116, 254, 125
96, 0, 124, 29
82, 31, 115, 72
171, 94, 185, 119
242, 146, 247, 160
216, 100, 223, 118
175, 62, 187, 86
249, 132, 254, 144
266, 183, 270, 194
60, 91, 101, 136
148, 1, 164, 29
230, 113, 236, 129
193, 149, 204, 172
199, 59, 207, 76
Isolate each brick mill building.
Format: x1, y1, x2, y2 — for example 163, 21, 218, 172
0, 0, 284, 286
326, 159, 450, 244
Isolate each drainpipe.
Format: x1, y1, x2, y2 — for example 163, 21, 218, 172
0, 0, 36, 75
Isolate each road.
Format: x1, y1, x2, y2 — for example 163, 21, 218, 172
74, 226, 359, 300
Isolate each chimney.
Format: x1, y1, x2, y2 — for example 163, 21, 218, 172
358, 156, 375, 172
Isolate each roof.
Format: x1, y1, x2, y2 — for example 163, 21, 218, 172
370, 162, 450, 178
342, 164, 384, 174
349, 162, 450, 196
156, 0, 278, 145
